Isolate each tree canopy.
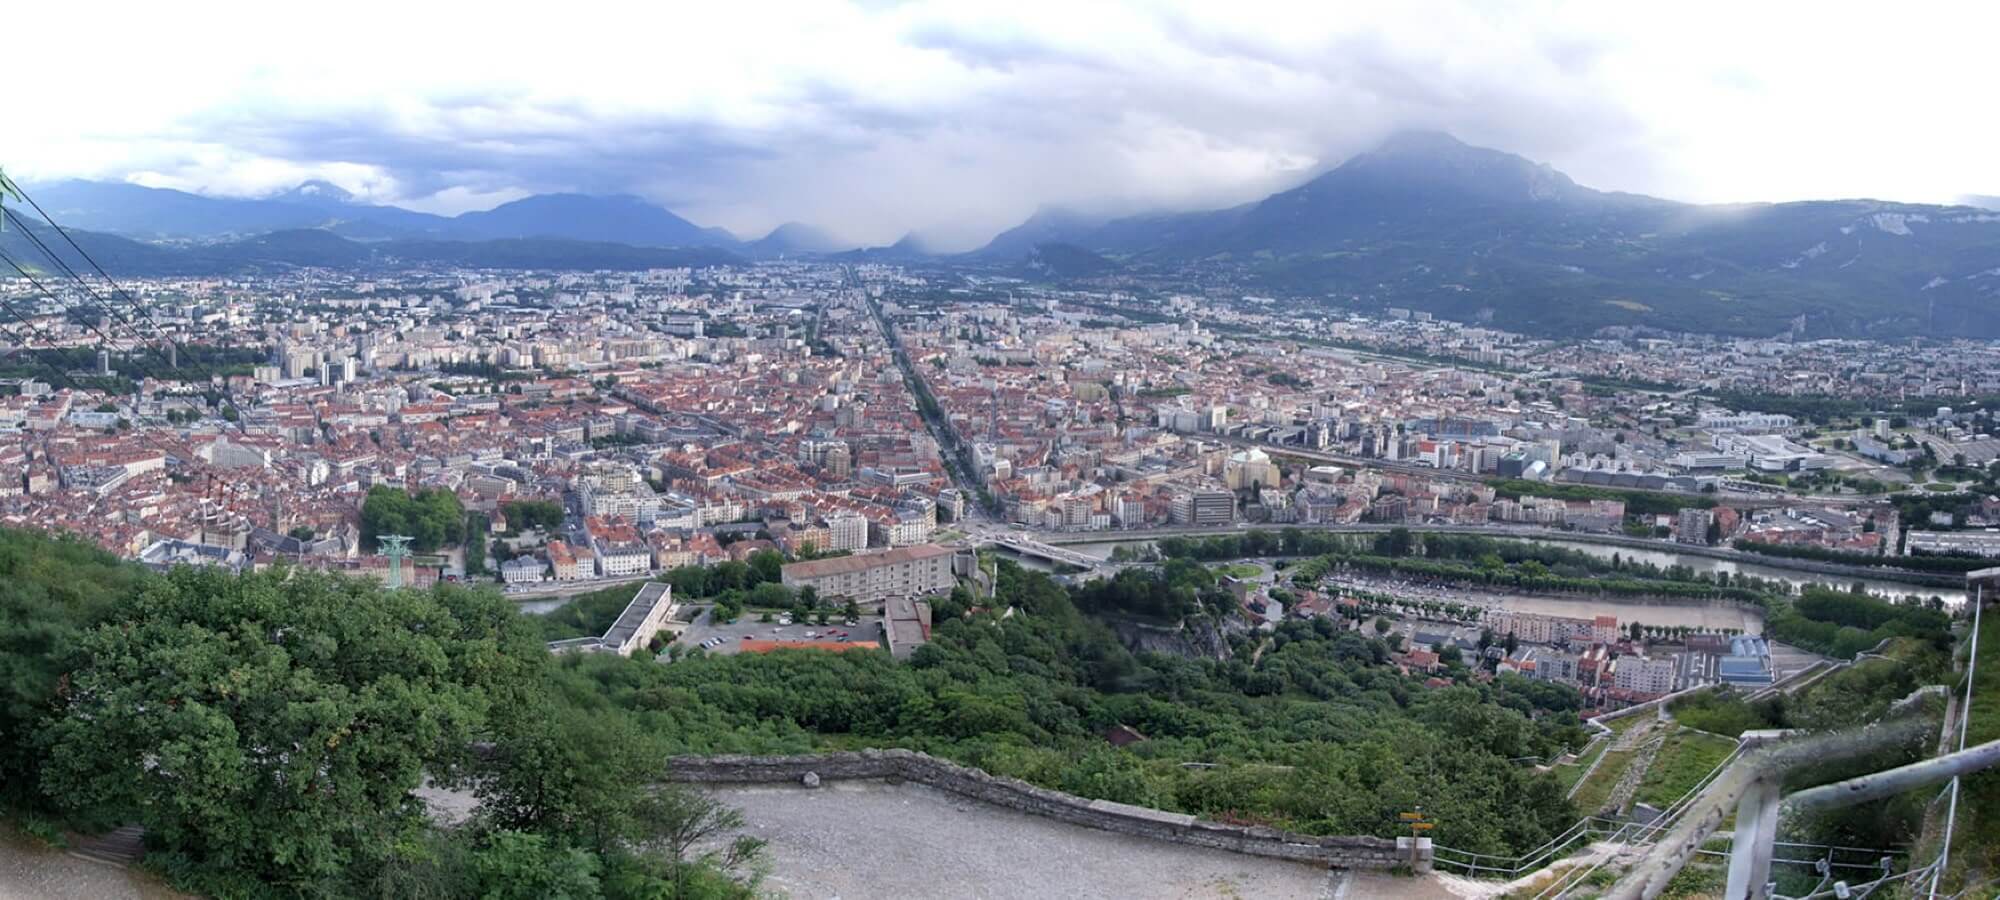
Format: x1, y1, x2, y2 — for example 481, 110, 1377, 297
41, 567, 545, 891
0, 527, 766, 899
501, 499, 565, 533
362, 484, 468, 552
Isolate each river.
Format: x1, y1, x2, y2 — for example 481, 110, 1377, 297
1526, 538, 1966, 607
1062, 536, 1968, 608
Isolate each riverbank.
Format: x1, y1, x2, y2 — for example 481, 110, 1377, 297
1044, 524, 1967, 594
1323, 570, 1768, 634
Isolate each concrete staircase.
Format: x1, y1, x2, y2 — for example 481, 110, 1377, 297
67, 825, 145, 869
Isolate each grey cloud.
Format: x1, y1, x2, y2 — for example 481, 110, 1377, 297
140, 10, 1664, 248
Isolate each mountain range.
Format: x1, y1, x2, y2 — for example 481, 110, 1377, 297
26, 179, 747, 249
17, 132, 2000, 337
0, 222, 738, 279
973, 131, 2000, 338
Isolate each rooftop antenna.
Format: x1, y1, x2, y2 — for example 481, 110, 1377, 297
376, 534, 413, 589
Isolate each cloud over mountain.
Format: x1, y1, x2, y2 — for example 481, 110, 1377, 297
10, 2, 2000, 249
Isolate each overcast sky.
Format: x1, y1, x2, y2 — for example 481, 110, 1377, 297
12, 1, 1999, 249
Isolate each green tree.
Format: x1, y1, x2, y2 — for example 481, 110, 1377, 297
463, 512, 490, 575
501, 500, 565, 533
476, 704, 670, 850
747, 549, 785, 585
41, 568, 543, 891
361, 485, 467, 552
711, 560, 751, 593
748, 582, 793, 608
0, 531, 147, 814
474, 701, 765, 895
468, 830, 603, 899
667, 565, 712, 599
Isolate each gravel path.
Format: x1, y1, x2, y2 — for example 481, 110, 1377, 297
0, 831, 184, 900
715, 780, 1346, 899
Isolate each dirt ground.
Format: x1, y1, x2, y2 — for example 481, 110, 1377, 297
0, 830, 184, 900
713, 780, 1483, 900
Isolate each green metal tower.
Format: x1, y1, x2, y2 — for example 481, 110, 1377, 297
377, 534, 413, 589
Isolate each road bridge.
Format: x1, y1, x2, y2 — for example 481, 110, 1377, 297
987, 537, 1107, 570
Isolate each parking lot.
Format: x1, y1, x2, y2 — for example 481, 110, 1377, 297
674, 607, 884, 657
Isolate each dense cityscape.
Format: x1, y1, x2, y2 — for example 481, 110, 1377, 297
5, 6, 2000, 899
2, 258, 1993, 711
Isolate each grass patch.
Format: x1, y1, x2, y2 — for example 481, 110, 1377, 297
1215, 563, 1263, 580
1604, 712, 1651, 736
531, 580, 652, 641
1658, 861, 1726, 899
1571, 748, 1638, 814
1668, 690, 1774, 738
1942, 604, 2000, 891
1553, 739, 1610, 794
1635, 728, 1736, 809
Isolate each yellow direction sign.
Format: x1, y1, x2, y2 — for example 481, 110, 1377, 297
1399, 812, 1427, 821
1410, 822, 1436, 831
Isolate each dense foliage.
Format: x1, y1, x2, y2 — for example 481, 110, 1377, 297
42, 567, 543, 891
1249, 529, 1784, 606
536, 581, 656, 642
1662, 639, 1952, 856
1949, 605, 2000, 889
0, 531, 149, 814
545, 560, 1583, 857
360, 484, 468, 552
1069, 558, 1232, 622
1734, 539, 1989, 574
501, 499, 566, 533
0, 528, 764, 899
1764, 587, 1952, 659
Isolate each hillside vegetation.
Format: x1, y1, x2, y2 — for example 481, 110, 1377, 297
0, 528, 766, 899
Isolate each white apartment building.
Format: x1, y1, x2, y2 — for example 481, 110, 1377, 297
825, 512, 870, 552
1614, 655, 1678, 695
781, 543, 958, 603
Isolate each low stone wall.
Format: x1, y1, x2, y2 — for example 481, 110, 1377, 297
668, 749, 1416, 871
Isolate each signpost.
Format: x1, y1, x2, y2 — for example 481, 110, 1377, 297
1400, 808, 1431, 870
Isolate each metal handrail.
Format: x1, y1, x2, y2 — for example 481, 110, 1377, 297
1432, 736, 1747, 879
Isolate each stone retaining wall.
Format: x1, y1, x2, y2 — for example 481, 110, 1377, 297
667, 749, 1417, 871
